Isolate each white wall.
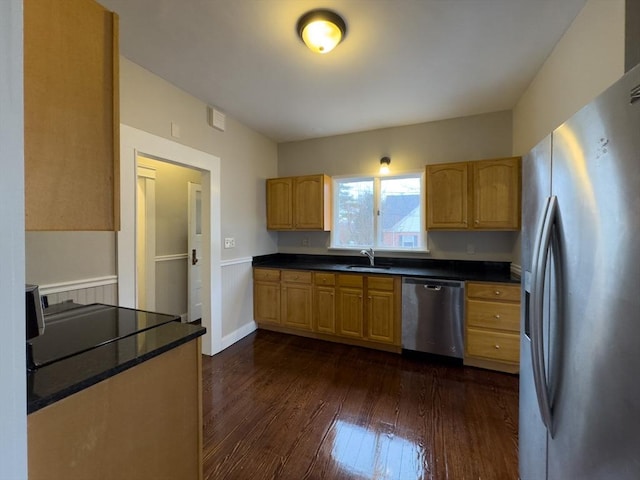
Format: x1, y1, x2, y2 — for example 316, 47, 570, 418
278, 110, 519, 262
0, 0, 27, 477
512, 0, 625, 155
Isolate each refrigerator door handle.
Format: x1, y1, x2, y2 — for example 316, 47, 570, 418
531, 195, 557, 433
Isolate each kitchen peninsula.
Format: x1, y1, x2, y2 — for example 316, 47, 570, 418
27, 303, 205, 480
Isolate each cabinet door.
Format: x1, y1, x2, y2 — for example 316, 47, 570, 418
314, 285, 336, 334
426, 163, 469, 229
472, 157, 521, 230
266, 177, 293, 230
366, 289, 395, 344
253, 281, 280, 325
337, 287, 364, 339
282, 283, 313, 331
24, 0, 119, 231
294, 175, 331, 230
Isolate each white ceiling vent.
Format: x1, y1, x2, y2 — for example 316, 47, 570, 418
207, 106, 226, 132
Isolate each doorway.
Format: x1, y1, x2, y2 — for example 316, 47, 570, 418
118, 124, 222, 356
135, 156, 202, 321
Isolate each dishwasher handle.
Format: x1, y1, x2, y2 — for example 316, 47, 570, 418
402, 277, 464, 289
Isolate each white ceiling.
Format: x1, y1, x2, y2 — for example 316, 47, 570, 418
99, 0, 587, 143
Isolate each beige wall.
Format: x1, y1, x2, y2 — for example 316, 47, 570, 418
120, 58, 279, 261
26, 232, 116, 284
512, 0, 625, 156
25, 57, 278, 286
278, 110, 519, 262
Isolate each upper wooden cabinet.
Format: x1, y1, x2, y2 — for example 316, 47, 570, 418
426, 157, 521, 231
426, 162, 469, 229
266, 174, 331, 230
24, 0, 120, 231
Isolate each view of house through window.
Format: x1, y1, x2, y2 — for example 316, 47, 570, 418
332, 173, 425, 251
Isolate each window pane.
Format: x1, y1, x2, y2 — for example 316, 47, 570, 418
379, 177, 421, 249
335, 179, 374, 247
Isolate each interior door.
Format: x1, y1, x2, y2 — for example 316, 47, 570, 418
519, 135, 552, 480
188, 182, 203, 322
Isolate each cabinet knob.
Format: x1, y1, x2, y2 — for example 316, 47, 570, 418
495, 314, 501, 319
495, 290, 501, 296
494, 344, 501, 350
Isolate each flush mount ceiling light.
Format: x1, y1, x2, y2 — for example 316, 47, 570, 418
296, 9, 347, 54
380, 156, 391, 174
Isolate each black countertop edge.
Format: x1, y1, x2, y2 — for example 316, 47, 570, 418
252, 253, 520, 284
27, 322, 206, 414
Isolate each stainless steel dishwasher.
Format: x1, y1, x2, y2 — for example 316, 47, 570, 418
401, 277, 465, 358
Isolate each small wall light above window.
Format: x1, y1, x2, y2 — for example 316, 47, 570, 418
380, 156, 391, 174
297, 9, 347, 54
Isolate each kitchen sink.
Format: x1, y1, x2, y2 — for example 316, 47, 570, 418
346, 265, 391, 271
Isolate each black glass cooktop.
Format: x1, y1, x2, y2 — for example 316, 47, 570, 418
28, 303, 179, 369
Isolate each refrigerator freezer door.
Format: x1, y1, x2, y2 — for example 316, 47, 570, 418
519, 135, 552, 480
547, 65, 640, 479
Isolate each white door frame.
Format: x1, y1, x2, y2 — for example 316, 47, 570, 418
118, 124, 222, 356
187, 181, 203, 322
136, 165, 156, 311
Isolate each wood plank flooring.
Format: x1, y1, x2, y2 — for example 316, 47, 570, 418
202, 330, 519, 480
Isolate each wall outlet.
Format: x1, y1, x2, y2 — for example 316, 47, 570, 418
224, 237, 235, 248
302, 238, 309, 247
466, 243, 475, 255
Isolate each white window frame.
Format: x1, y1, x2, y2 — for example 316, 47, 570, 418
330, 171, 428, 253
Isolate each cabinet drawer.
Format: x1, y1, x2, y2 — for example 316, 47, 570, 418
466, 328, 519, 363
254, 268, 280, 282
466, 299, 520, 332
367, 276, 394, 291
338, 274, 364, 288
314, 272, 335, 286
467, 282, 520, 302
281, 270, 312, 284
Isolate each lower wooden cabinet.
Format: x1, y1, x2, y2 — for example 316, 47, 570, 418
313, 273, 336, 334
253, 268, 281, 325
254, 268, 401, 353
281, 270, 313, 331
464, 281, 521, 374
336, 274, 365, 339
365, 276, 398, 344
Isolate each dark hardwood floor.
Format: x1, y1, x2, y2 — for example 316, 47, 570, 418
202, 330, 519, 480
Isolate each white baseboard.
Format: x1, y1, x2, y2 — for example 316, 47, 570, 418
220, 321, 257, 352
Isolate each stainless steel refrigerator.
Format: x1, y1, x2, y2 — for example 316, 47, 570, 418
520, 63, 640, 479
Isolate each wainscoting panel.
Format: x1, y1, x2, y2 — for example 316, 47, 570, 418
220, 258, 256, 350
40, 276, 118, 306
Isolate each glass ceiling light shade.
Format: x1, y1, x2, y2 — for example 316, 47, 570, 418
380, 156, 391, 174
297, 9, 347, 54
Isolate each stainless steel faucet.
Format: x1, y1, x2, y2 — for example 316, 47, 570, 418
360, 248, 375, 266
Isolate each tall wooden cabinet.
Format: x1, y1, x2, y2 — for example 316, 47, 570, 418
24, 0, 120, 231
426, 157, 521, 231
266, 174, 331, 230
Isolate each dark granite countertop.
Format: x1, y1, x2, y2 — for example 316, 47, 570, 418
252, 253, 520, 284
27, 304, 205, 414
